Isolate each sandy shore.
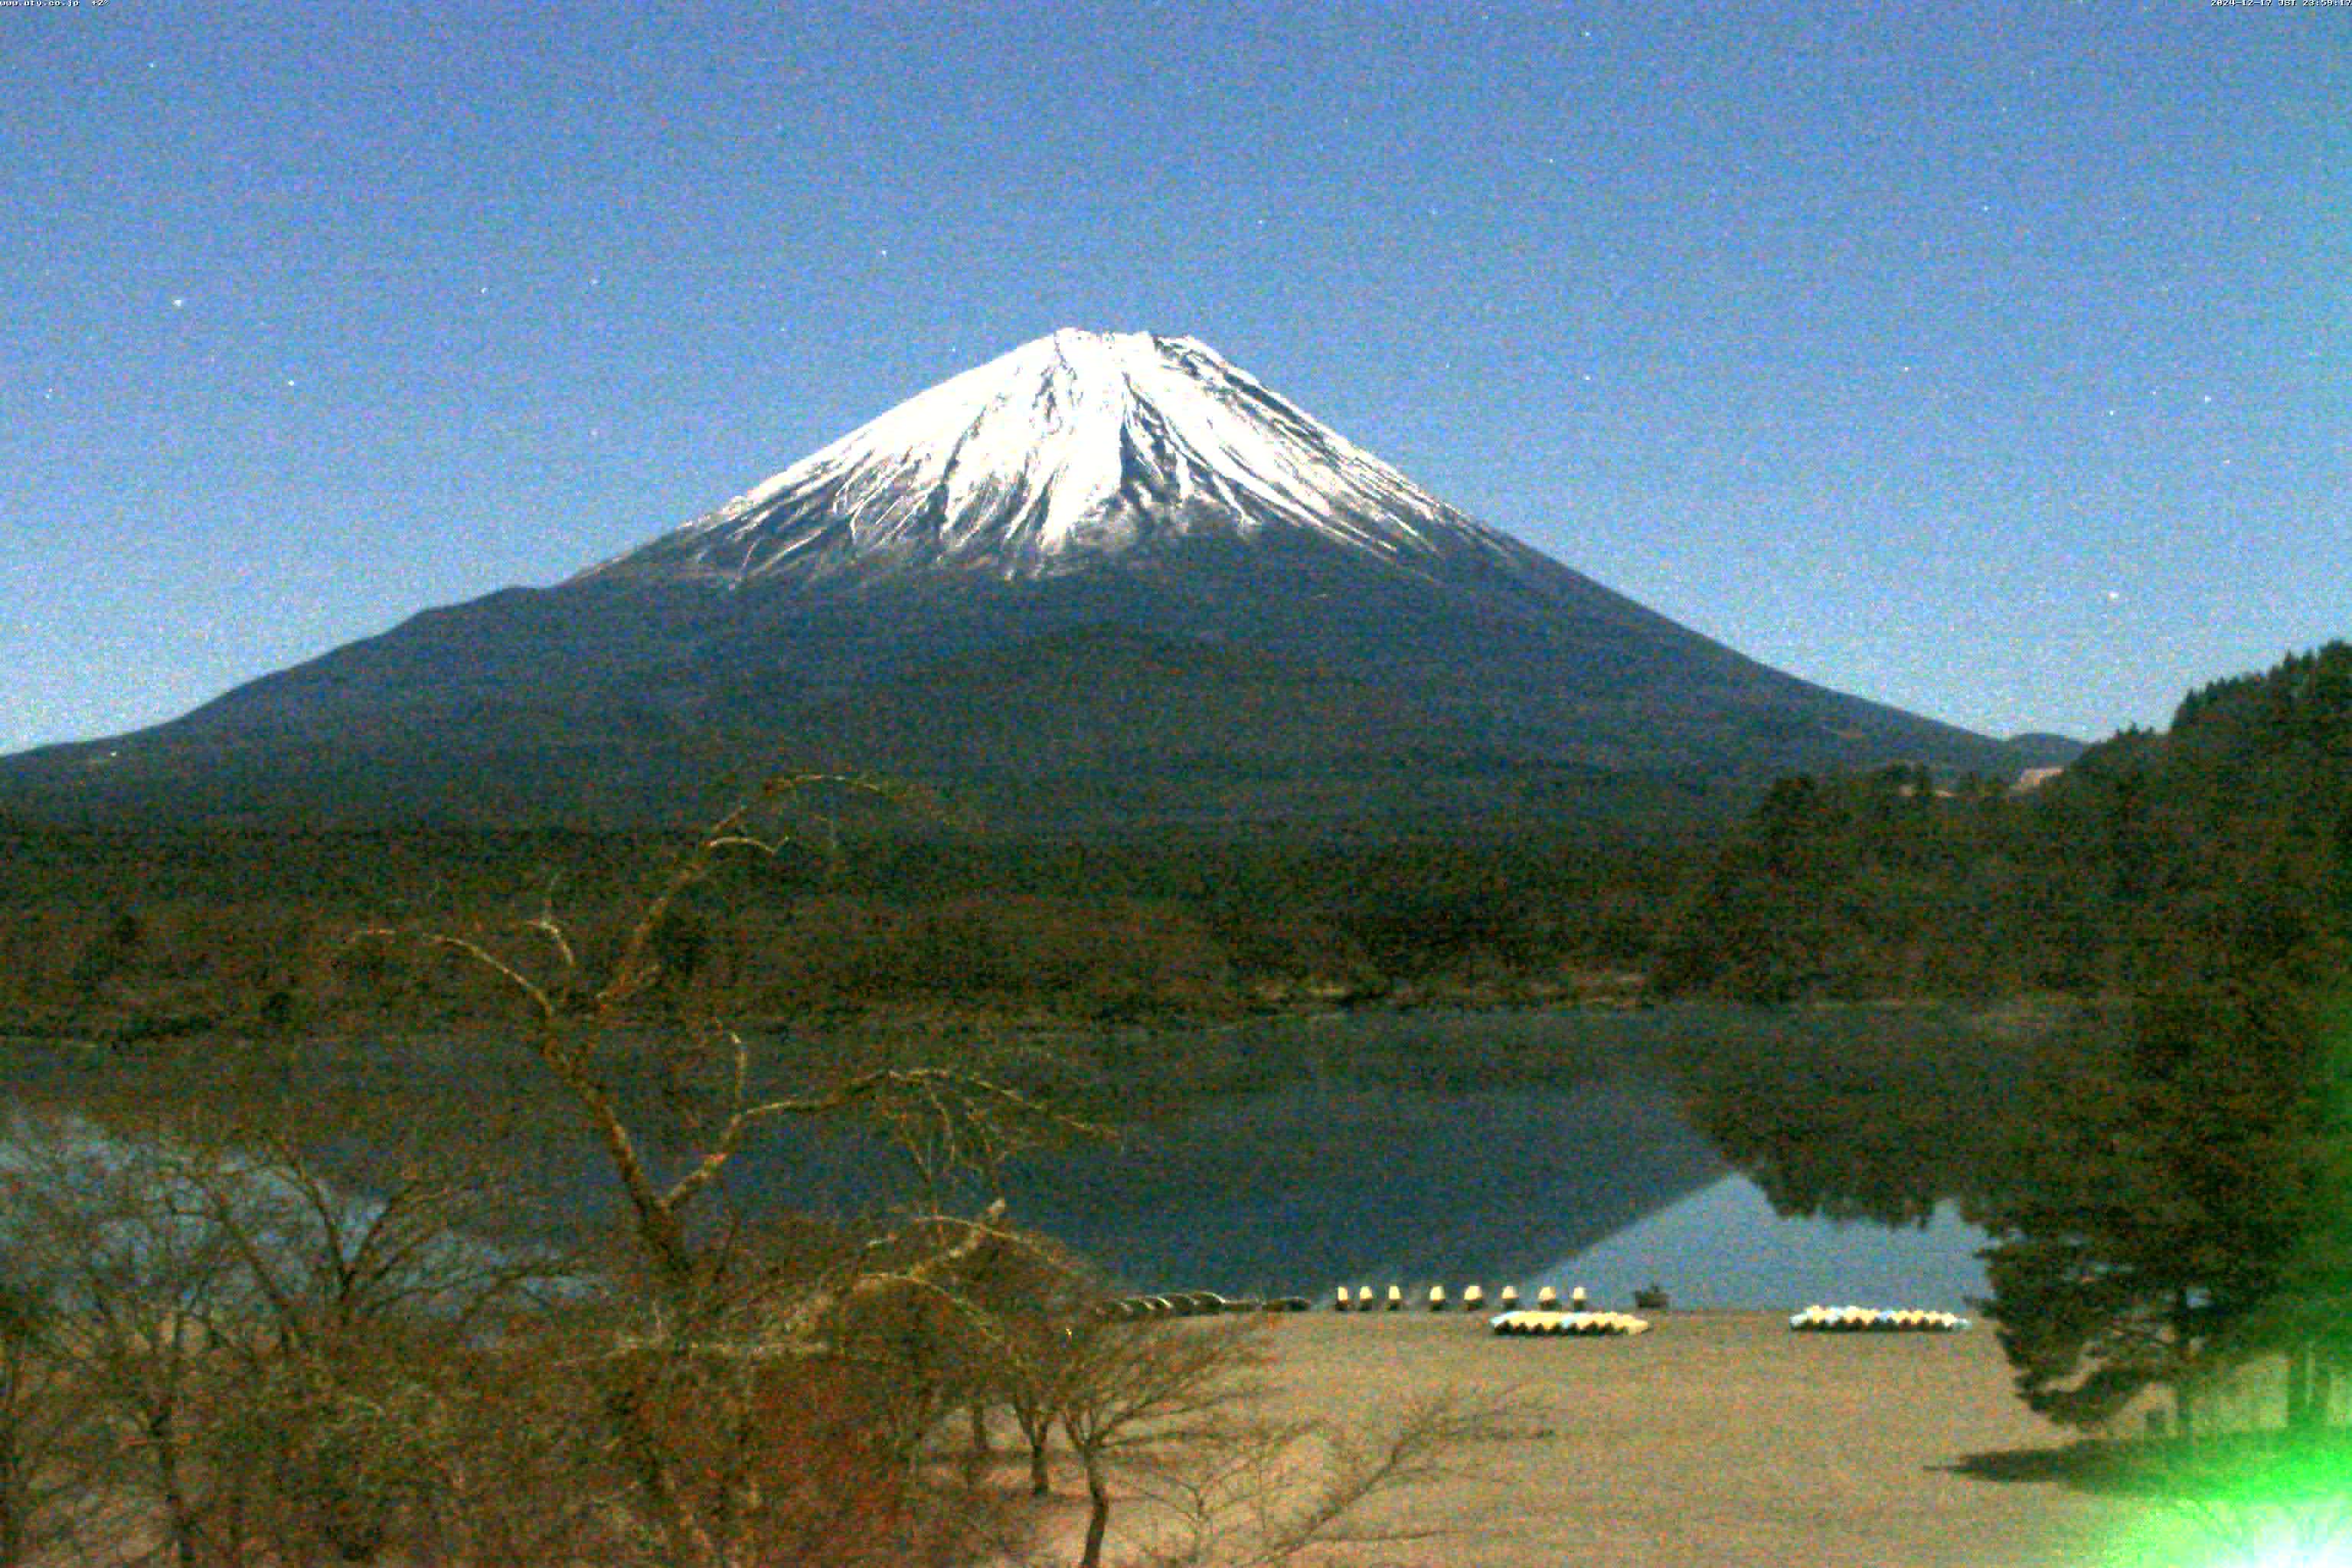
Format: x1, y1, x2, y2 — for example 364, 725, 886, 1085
1025, 1310, 2162, 1568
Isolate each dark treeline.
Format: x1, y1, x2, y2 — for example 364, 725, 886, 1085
15, 638, 2344, 1043
1664, 642, 2352, 1443
0, 787, 1508, 1568
0, 812, 1701, 1040
1656, 645, 2352, 1189
1663, 999, 2066, 1228
1972, 645, 2352, 1436
1652, 759, 2143, 1001
1661, 642, 2352, 1003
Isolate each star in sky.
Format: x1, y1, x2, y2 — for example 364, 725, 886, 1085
0, 2, 2342, 756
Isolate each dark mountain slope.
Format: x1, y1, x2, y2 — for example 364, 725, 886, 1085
1, 330, 2048, 829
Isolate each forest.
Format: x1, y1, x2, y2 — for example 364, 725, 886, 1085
7, 642, 2352, 1562
1, 782, 1518, 1568
0, 809, 1694, 1045
1662, 642, 2352, 1005
1673, 642, 2352, 1446
15, 649, 2345, 1040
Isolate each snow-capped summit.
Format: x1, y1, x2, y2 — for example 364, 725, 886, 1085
0, 327, 2056, 831
580, 328, 1537, 584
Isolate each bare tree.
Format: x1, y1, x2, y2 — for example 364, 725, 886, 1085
0, 1063, 576, 1568
353, 773, 1101, 1568
177, 1118, 566, 1567
1054, 1317, 1269, 1568
0, 1256, 79, 1568
1039, 1305, 1512, 1568
1139, 1388, 1509, 1568
945, 1234, 1105, 1498
2, 1107, 247, 1568
356, 775, 1080, 1296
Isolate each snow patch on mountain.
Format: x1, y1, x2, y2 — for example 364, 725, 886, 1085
580, 329, 1540, 584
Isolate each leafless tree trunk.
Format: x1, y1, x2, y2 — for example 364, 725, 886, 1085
1080, 1444, 1115, 1568
149, 1403, 202, 1568
1053, 1318, 1266, 1568
0, 1272, 76, 1568
349, 774, 1099, 1568
1026, 1419, 1054, 1498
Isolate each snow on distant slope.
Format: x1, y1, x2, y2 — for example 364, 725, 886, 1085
579, 328, 1544, 585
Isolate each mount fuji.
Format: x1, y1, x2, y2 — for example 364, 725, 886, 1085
1, 330, 2055, 830
581, 328, 1547, 586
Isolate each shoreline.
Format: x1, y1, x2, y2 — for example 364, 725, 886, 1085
1149, 1309, 2155, 1568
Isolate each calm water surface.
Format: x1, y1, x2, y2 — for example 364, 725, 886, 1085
1537, 1175, 1989, 1312
5, 1004, 2001, 1311
955, 1005, 1999, 1309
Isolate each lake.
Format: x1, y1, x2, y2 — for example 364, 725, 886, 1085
981, 1076, 1992, 1312
2, 1001, 2015, 1312
772, 1001, 2011, 1311
1536, 1176, 1989, 1312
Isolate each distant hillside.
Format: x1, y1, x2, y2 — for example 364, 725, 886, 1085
2002, 732, 2088, 769
1, 331, 2056, 832
1659, 642, 2352, 1001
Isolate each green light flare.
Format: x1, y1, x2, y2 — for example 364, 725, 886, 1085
2094, 991, 2352, 1568
2099, 1438, 2352, 1568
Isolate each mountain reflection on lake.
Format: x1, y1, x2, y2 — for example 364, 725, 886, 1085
1538, 1177, 1989, 1312
4, 1001, 2018, 1312
978, 1086, 1989, 1310
986, 1076, 1733, 1295
730, 1003, 2011, 1309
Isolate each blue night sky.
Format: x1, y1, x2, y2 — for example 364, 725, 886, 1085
5, 0, 2346, 756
